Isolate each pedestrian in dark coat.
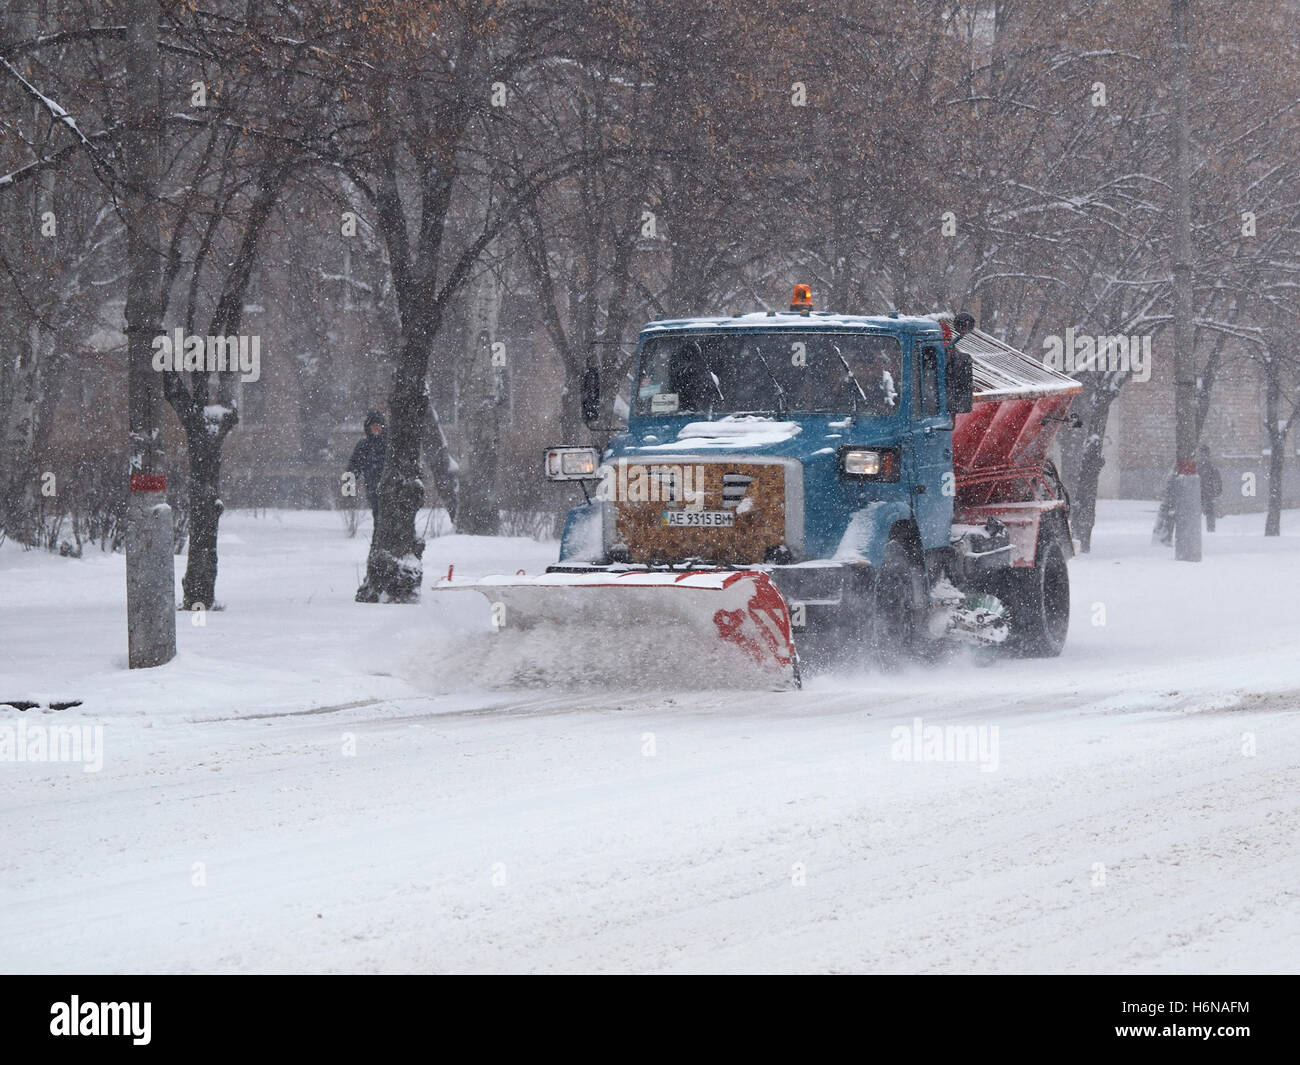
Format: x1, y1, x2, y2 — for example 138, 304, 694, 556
347, 411, 388, 523
1200, 444, 1222, 532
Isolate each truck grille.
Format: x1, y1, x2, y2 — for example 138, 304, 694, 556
614, 461, 788, 565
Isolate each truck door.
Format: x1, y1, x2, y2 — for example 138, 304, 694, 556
909, 340, 954, 549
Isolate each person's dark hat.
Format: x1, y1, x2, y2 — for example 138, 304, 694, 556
364, 410, 386, 430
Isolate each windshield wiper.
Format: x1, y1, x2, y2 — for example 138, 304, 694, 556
686, 340, 726, 418
749, 344, 789, 416
833, 342, 869, 418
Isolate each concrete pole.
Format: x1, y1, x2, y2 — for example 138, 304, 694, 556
124, 0, 176, 666
1170, 0, 1202, 561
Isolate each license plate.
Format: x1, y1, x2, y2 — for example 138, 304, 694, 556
662, 510, 734, 528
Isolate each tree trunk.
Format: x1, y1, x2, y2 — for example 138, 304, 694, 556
0, 326, 46, 544
1264, 441, 1283, 537
595, 201, 642, 427
1063, 386, 1116, 553
181, 425, 223, 607
357, 340, 437, 603
1264, 362, 1284, 537
453, 256, 506, 536
1073, 420, 1107, 553
0, 0, 45, 543
1152, 472, 1176, 546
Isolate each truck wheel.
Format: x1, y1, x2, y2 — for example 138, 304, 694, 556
870, 540, 924, 667
999, 534, 1069, 657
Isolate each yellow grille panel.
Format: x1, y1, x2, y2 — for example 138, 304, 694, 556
614, 462, 786, 564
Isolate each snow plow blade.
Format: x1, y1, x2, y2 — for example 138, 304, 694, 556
436, 569, 799, 690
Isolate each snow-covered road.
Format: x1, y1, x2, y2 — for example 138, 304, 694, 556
2, 503, 1298, 972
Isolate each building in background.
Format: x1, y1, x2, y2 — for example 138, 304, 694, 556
1108, 337, 1298, 510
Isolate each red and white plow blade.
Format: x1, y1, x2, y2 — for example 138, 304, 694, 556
437, 570, 798, 690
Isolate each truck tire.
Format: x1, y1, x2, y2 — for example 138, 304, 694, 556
870, 540, 924, 667
998, 533, 1069, 657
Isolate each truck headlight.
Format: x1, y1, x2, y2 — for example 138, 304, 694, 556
840, 447, 899, 481
544, 446, 599, 480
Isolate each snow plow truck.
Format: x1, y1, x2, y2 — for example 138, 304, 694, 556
440, 286, 1081, 689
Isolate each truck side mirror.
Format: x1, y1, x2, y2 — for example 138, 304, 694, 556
580, 366, 601, 426
945, 351, 973, 414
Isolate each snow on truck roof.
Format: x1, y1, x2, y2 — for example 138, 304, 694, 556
639, 312, 1081, 403
640, 310, 945, 333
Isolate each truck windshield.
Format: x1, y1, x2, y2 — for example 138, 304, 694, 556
634, 332, 902, 418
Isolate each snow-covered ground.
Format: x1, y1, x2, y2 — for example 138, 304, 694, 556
1, 501, 1298, 973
